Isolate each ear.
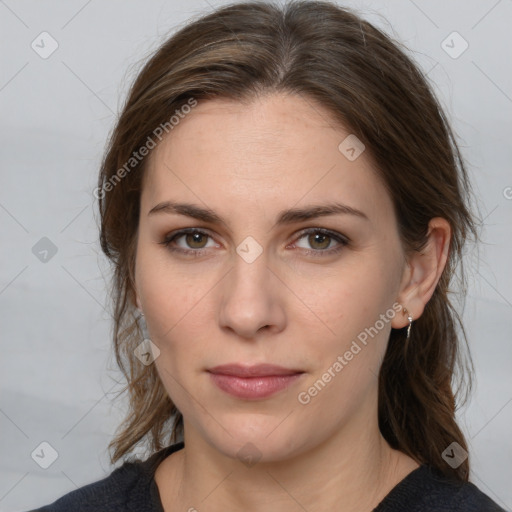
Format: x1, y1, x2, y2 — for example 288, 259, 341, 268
391, 217, 451, 329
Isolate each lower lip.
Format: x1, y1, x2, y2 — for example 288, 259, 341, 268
208, 372, 303, 399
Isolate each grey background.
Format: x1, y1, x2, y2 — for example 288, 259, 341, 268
1, 0, 511, 510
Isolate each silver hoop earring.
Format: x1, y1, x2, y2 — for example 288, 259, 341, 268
402, 306, 413, 339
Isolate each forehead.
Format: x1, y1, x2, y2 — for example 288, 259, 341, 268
141, 93, 393, 225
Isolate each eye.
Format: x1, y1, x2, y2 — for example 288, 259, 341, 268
159, 227, 348, 258
159, 228, 216, 257
291, 228, 348, 257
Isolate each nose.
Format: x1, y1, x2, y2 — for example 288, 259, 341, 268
217, 250, 287, 340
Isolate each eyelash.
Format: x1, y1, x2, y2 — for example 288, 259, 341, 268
158, 227, 349, 258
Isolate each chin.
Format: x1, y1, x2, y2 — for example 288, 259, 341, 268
199, 413, 309, 464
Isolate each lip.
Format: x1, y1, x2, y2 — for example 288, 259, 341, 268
207, 364, 305, 400
208, 363, 303, 377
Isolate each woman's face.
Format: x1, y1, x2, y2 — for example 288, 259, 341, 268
135, 92, 408, 463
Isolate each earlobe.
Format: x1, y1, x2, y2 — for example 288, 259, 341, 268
391, 217, 451, 329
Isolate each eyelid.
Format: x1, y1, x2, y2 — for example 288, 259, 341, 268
293, 227, 349, 245
288, 227, 349, 256
159, 226, 349, 256
160, 228, 219, 252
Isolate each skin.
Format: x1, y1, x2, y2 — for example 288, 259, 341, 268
134, 92, 451, 512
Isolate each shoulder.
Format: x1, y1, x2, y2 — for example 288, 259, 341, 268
422, 473, 507, 512
27, 442, 184, 512
375, 464, 507, 512
27, 463, 142, 511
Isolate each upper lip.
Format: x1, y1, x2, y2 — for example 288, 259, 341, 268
208, 364, 303, 377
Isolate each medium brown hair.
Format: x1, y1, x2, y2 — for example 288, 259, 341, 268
97, 0, 478, 480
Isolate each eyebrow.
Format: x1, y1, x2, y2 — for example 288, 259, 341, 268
148, 200, 368, 227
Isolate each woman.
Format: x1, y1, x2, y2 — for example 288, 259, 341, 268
31, 1, 506, 510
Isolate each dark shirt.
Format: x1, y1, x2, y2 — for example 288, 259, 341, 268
29, 441, 506, 511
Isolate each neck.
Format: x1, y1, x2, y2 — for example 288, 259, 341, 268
157, 410, 419, 512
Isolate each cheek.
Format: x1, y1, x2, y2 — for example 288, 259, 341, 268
145, 295, 210, 416
142, 281, 211, 367
136, 245, 217, 340
305, 256, 400, 370
307, 266, 380, 326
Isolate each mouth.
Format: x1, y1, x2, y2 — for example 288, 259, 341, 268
207, 364, 305, 400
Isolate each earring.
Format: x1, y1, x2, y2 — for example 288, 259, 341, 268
402, 306, 413, 340
137, 310, 150, 340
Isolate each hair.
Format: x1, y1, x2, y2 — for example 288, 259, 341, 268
97, 0, 479, 481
